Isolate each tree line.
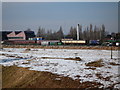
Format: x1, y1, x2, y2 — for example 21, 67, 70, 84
36, 26, 64, 40
36, 24, 107, 41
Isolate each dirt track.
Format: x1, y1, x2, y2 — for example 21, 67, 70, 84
2, 45, 119, 50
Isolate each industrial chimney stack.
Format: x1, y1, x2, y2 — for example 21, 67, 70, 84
77, 24, 79, 40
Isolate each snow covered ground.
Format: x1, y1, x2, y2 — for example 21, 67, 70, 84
0, 48, 120, 88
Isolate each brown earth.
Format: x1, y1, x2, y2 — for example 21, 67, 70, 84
41, 57, 82, 61
2, 66, 104, 89
85, 59, 104, 67
2, 45, 119, 50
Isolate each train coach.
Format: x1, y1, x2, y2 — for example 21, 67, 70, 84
61, 39, 86, 45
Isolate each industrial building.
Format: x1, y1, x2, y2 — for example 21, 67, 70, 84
1, 30, 35, 41
7, 31, 26, 40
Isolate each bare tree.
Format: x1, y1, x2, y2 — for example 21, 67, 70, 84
67, 27, 77, 40
56, 26, 64, 40
101, 24, 106, 42
93, 25, 97, 40
45, 30, 53, 40
37, 27, 46, 38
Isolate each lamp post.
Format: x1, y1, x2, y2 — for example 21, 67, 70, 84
110, 37, 113, 59
111, 44, 112, 59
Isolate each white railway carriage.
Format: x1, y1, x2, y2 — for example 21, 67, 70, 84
61, 40, 86, 45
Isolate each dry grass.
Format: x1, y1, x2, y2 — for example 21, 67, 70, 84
41, 57, 82, 61
109, 62, 120, 66
85, 67, 96, 70
86, 59, 104, 67
2, 45, 119, 50
64, 57, 82, 61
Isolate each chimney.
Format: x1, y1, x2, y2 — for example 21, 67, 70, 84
77, 24, 79, 40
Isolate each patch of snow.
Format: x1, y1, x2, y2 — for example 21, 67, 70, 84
0, 48, 119, 88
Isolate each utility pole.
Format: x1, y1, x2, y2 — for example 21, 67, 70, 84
110, 37, 113, 59
111, 45, 112, 59
77, 24, 79, 40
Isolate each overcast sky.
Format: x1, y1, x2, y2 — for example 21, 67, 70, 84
2, 2, 118, 34
2, 0, 120, 2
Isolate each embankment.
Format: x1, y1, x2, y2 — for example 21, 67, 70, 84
2, 45, 119, 50
2, 66, 102, 88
